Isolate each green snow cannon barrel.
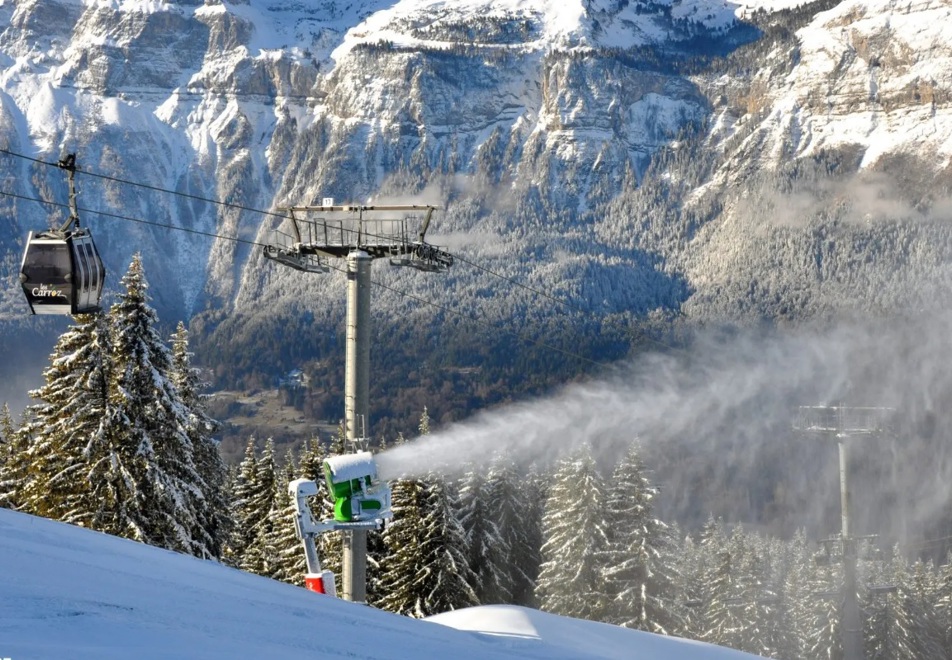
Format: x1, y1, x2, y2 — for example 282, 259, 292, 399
323, 451, 393, 523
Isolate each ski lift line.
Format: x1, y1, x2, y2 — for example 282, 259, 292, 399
0, 148, 635, 334
0, 188, 608, 369
0, 148, 445, 252
0, 147, 289, 223
0, 188, 259, 246
0, 147, 666, 358
903, 535, 952, 550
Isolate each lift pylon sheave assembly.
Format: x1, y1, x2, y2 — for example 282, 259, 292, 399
20, 154, 106, 315
263, 204, 453, 273
289, 451, 392, 596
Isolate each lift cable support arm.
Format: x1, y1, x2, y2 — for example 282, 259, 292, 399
56, 154, 81, 234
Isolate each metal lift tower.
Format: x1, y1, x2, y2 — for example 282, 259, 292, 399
795, 405, 894, 660
264, 202, 453, 603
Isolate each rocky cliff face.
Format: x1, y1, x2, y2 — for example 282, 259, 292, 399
0, 0, 950, 378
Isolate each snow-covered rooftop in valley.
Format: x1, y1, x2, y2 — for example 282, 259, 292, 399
0, 508, 765, 659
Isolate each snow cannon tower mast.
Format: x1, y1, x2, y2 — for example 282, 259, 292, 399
289, 452, 392, 597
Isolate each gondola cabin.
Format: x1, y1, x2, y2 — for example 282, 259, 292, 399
20, 228, 105, 315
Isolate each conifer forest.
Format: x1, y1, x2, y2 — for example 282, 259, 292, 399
2, 256, 952, 660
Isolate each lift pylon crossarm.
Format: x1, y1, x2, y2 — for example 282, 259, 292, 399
267, 204, 450, 263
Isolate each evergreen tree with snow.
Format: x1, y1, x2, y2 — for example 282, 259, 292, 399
457, 462, 503, 603
482, 452, 544, 607
225, 439, 265, 568
262, 452, 308, 585
600, 441, 683, 635
376, 472, 426, 615
865, 553, 946, 660
689, 518, 741, 649
776, 529, 818, 659
239, 439, 278, 576
535, 444, 611, 621
803, 546, 841, 660
377, 410, 477, 616
170, 321, 229, 559
378, 471, 477, 617
108, 254, 202, 551
297, 436, 327, 482
17, 313, 112, 524
935, 555, 952, 656
0, 405, 29, 510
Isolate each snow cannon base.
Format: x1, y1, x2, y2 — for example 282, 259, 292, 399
305, 571, 336, 596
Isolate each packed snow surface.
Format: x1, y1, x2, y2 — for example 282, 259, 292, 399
0, 508, 764, 659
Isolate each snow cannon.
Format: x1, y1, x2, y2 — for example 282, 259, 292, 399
323, 451, 392, 523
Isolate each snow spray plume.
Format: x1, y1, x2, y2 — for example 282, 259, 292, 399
375, 313, 952, 549
376, 324, 855, 481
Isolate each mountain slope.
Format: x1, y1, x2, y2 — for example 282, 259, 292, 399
0, 507, 762, 659
1, 0, 951, 419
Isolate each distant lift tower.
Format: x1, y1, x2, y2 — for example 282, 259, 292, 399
795, 405, 894, 660
264, 202, 453, 603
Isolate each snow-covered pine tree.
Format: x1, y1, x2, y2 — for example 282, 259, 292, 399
376, 473, 426, 615
297, 436, 326, 481
0, 404, 10, 507
109, 254, 202, 552
239, 439, 278, 576
936, 555, 952, 657
457, 462, 503, 603
262, 452, 307, 585
866, 553, 946, 660
483, 452, 543, 607
902, 559, 946, 660
600, 441, 683, 635
0, 404, 28, 509
377, 470, 477, 617
224, 439, 263, 567
0, 404, 11, 451
512, 465, 547, 607
727, 530, 780, 657
680, 517, 750, 651
803, 543, 841, 660
696, 533, 738, 650
376, 409, 477, 616
776, 529, 817, 659
170, 321, 230, 559
535, 443, 610, 621
17, 313, 111, 524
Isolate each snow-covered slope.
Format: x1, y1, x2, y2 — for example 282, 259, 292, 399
0, 508, 763, 659
713, 0, 952, 170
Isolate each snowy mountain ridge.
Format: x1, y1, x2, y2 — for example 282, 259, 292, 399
710, 0, 952, 171
1, 0, 951, 403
